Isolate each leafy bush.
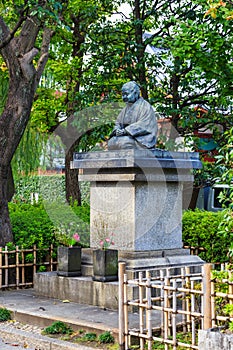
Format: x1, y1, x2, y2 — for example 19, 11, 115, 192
43, 321, 73, 335
9, 203, 56, 249
81, 332, 97, 341
98, 331, 114, 344
182, 209, 230, 263
0, 308, 11, 322
43, 201, 90, 247
8, 202, 90, 250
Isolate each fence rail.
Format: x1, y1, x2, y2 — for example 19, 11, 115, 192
0, 244, 57, 289
119, 262, 233, 350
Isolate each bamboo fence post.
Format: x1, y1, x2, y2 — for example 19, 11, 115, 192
16, 246, 19, 289
191, 279, 196, 346
172, 279, 177, 350
185, 266, 191, 332
181, 267, 187, 333
211, 272, 216, 328
33, 245, 37, 278
203, 263, 212, 329
229, 270, 233, 305
124, 273, 128, 350
160, 269, 165, 336
50, 244, 53, 271
0, 247, 2, 289
166, 269, 172, 337
139, 271, 144, 350
201, 265, 205, 330
118, 262, 126, 350
5, 246, 8, 287
146, 270, 152, 350
21, 249, 25, 286
164, 276, 169, 350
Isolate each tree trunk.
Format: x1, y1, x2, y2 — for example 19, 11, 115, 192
65, 146, 81, 205
0, 164, 13, 245
0, 16, 51, 245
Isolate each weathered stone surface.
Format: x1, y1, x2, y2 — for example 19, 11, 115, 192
198, 329, 233, 350
72, 150, 202, 252
71, 149, 202, 170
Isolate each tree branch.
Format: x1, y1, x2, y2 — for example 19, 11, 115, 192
0, 13, 27, 50
19, 48, 38, 80
35, 27, 53, 85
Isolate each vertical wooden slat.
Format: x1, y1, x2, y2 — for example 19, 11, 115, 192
21, 248, 25, 286
229, 270, 233, 305
164, 276, 169, 350
172, 279, 177, 350
33, 245, 37, 277
166, 269, 172, 337
5, 246, 8, 287
139, 272, 144, 350
16, 246, 19, 289
203, 263, 212, 329
118, 262, 126, 350
211, 272, 216, 328
123, 273, 128, 350
160, 269, 165, 337
185, 266, 191, 332
146, 270, 152, 350
50, 244, 53, 271
181, 267, 187, 333
201, 265, 205, 330
0, 247, 2, 289
191, 280, 196, 346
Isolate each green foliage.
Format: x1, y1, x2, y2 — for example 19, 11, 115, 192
44, 201, 90, 247
81, 332, 97, 341
211, 265, 233, 330
98, 331, 114, 344
192, 161, 221, 188
214, 128, 233, 256
38, 265, 46, 272
8, 199, 90, 250
9, 203, 56, 250
13, 175, 66, 204
182, 209, 230, 263
43, 321, 73, 335
0, 308, 11, 322
13, 175, 90, 205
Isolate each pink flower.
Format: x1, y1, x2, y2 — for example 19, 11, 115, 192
99, 240, 104, 246
73, 233, 80, 242
105, 238, 111, 243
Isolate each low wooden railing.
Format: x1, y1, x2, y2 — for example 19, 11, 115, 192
0, 244, 57, 289
119, 263, 233, 350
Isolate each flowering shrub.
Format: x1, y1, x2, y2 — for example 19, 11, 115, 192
99, 234, 114, 250
55, 223, 81, 247
94, 216, 115, 250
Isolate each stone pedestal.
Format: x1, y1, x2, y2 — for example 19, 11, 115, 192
72, 148, 201, 251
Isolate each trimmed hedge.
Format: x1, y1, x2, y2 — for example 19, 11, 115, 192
182, 209, 229, 263
9, 202, 90, 250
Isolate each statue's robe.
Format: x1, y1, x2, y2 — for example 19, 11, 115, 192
108, 97, 157, 150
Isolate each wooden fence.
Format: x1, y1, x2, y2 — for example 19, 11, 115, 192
118, 263, 233, 350
0, 244, 57, 289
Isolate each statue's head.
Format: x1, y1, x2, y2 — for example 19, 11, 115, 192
121, 81, 140, 103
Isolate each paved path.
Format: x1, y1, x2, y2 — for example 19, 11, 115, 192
0, 288, 162, 349
0, 338, 33, 349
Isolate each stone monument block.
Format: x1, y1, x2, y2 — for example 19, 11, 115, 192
71, 149, 202, 253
